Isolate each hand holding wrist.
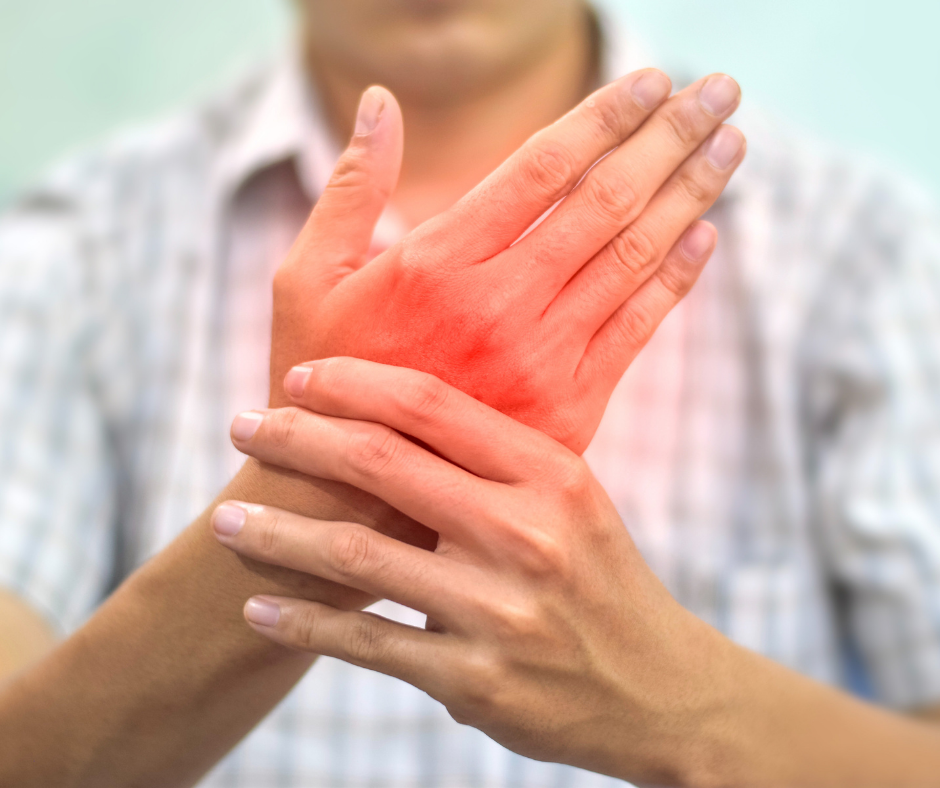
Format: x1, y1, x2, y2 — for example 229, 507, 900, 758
213, 359, 749, 785
217, 359, 940, 787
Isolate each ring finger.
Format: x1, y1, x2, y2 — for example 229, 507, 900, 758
212, 502, 471, 626
548, 124, 745, 339
507, 74, 741, 294
244, 596, 454, 696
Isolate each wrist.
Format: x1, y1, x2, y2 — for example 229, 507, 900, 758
605, 610, 761, 788
667, 631, 761, 788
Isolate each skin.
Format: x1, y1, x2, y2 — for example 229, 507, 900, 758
219, 357, 940, 788
270, 73, 746, 451
0, 23, 745, 788
0, 590, 55, 678
300, 0, 600, 227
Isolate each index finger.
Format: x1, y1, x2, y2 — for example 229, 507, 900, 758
283, 357, 572, 486
415, 69, 672, 265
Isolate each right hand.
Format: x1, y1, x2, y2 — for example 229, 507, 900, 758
269, 69, 744, 453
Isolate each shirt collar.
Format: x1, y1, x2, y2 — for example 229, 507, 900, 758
215, 3, 739, 215
213, 40, 340, 206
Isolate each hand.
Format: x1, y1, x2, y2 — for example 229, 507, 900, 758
270, 71, 744, 453
215, 359, 940, 787
213, 357, 740, 785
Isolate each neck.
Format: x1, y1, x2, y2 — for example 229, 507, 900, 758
305, 10, 598, 229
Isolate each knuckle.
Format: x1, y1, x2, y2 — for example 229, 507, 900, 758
451, 651, 506, 716
524, 141, 577, 200
326, 150, 372, 194
401, 375, 450, 425
488, 509, 573, 580
345, 427, 402, 478
676, 168, 716, 206
265, 407, 302, 450
446, 705, 475, 727
584, 175, 638, 225
258, 510, 287, 557
660, 101, 701, 149
328, 526, 374, 579
657, 259, 697, 299
609, 226, 659, 277
616, 301, 657, 347
521, 532, 571, 579
491, 598, 546, 639
591, 97, 629, 141
312, 356, 346, 399
554, 455, 594, 503
295, 605, 325, 652
344, 615, 385, 663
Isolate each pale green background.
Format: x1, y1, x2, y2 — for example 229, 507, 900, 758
1, 0, 938, 203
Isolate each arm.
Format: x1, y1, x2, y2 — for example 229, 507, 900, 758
0, 591, 55, 679
0, 459, 421, 788
216, 358, 940, 788
0, 71, 744, 786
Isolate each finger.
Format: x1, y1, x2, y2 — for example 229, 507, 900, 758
287, 86, 404, 280
409, 69, 672, 265
282, 358, 566, 484
576, 220, 717, 392
548, 124, 745, 340
244, 596, 452, 695
507, 74, 740, 295
230, 407, 510, 537
212, 502, 470, 625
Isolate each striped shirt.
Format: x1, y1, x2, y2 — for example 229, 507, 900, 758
2, 6, 940, 787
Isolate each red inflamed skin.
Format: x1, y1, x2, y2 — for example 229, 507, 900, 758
270, 69, 746, 453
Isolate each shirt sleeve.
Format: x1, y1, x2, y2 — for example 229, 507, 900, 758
0, 196, 118, 635
803, 173, 940, 710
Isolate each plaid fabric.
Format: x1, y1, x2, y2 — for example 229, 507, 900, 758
1, 7, 939, 787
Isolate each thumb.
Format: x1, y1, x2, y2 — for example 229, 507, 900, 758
302, 85, 404, 275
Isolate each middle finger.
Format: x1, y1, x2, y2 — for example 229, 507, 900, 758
505, 73, 741, 296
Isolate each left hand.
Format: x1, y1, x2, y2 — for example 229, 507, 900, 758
212, 357, 744, 785
269, 76, 743, 454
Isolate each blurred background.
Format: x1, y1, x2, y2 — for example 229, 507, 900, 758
1, 0, 938, 204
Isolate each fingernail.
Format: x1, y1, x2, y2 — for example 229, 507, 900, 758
680, 223, 716, 261
699, 75, 740, 116
631, 70, 671, 110
245, 597, 280, 628
284, 365, 312, 399
212, 503, 247, 537
704, 126, 745, 169
354, 87, 385, 136
231, 411, 264, 442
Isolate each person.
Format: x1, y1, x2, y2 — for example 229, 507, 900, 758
0, 0, 937, 785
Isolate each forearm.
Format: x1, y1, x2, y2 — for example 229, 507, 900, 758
677, 631, 940, 787
0, 459, 431, 788
0, 590, 56, 678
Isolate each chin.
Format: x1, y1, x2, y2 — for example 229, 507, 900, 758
377, 34, 515, 103
303, 0, 580, 103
